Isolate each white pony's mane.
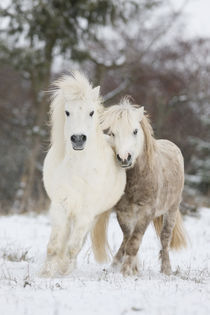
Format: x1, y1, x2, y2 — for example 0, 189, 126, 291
49, 71, 101, 159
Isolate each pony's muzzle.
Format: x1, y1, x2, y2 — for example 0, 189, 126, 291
71, 134, 87, 150
116, 153, 132, 168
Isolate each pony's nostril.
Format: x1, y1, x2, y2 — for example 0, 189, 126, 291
127, 153, 131, 161
117, 154, 122, 162
71, 134, 87, 143
81, 134, 87, 142
71, 135, 76, 143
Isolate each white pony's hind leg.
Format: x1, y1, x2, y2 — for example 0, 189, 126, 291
40, 202, 70, 277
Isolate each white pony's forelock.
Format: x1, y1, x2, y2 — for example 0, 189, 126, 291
50, 71, 99, 103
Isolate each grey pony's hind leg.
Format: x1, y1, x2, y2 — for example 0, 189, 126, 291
159, 207, 177, 275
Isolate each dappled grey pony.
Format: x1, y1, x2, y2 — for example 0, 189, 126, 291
93, 97, 187, 276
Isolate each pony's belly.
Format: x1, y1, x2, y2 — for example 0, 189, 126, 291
155, 188, 182, 217
155, 207, 167, 217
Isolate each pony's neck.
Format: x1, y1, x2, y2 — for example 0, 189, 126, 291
137, 118, 156, 173
137, 143, 152, 174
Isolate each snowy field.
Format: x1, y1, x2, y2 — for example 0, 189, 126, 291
0, 208, 209, 315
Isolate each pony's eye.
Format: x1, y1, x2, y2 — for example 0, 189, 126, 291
89, 111, 94, 117
65, 110, 70, 117
133, 129, 138, 135
111, 132, 115, 137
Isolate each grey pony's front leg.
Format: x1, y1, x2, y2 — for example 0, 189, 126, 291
121, 206, 154, 276
112, 209, 135, 269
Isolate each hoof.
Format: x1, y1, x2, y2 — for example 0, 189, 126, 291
111, 258, 122, 272
121, 263, 139, 277
121, 255, 140, 277
40, 261, 58, 278
59, 258, 76, 275
40, 256, 76, 278
161, 265, 172, 276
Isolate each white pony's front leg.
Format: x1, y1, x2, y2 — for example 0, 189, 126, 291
41, 201, 70, 277
64, 215, 93, 274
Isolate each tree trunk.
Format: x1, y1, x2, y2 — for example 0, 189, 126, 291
17, 96, 49, 212
15, 42, 54, 212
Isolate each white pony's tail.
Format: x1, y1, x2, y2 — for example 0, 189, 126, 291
91, 210, 112, 263
153, 210, 187, 250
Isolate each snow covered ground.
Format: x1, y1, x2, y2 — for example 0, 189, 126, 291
0, 208, 209, 315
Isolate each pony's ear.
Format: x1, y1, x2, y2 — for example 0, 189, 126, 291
92, 86, 100, 100
137, 106, 144, 121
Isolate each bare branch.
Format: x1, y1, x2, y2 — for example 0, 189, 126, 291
103, 79, 129, 103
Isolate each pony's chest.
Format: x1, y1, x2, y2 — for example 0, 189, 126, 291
51, 150, 125, 214
59, 161, 104, 188
125, 167, 142, 198
124, 167, 158, 205
55, 158, 114, 196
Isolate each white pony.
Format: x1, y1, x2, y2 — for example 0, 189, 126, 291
41, 72, 126, 277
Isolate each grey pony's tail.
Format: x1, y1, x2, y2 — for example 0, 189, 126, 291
153, 210, 187, 250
